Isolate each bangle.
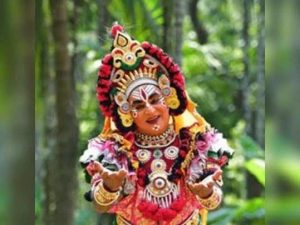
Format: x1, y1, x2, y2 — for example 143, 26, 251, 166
93, 180, 120, 206
197, 185, 222, 210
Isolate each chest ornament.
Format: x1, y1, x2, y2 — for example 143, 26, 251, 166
144, 171, 179, 209
135, 149, 151, 163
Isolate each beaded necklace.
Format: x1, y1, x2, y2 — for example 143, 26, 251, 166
134, 126, 176, 148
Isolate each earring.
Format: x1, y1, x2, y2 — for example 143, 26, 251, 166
118, 109, 133, 127
165, 87, 180, 109
131, 110, 138, 118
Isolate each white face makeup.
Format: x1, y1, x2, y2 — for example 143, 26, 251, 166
128, 84, 169, 136
130, 85, 165, 114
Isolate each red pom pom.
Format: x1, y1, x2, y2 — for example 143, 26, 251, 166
147, 202, 159, 213
99, 64, 112, 76
169, 64, 180, 73
173, 73, 185, 85
102, 54, 113, 64
99, 79, 111, 87
144, 210, 153, 219
161, 208, 177, 220
138, 201, 147, 211
155, 48, 164, 58
170, 197, 185, 211
141, 42, 151, 50
110, 24, 124, 38
153, 209, 164, 221
149, 45, 159, 55
160, 55, 169, 66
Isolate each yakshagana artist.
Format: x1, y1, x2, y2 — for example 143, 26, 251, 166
79, 24, 234, 225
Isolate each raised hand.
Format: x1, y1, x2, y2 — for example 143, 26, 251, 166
93, 161, 128, 192
188, 169, 223, 199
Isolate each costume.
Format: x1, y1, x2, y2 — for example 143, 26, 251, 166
79, 24, 234, 225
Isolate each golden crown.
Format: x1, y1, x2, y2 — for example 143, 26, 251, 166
112, 67, 158, 97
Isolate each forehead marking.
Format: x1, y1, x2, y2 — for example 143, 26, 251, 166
140, 88, 147, 101
130, 84, 158, 101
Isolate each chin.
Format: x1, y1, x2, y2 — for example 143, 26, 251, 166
149, 129, 164, 136
151, 125, 169, 136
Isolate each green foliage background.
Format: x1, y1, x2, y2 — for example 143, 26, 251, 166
35, 0, 265, 225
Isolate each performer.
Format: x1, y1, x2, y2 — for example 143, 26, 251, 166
79, 24, 234, 225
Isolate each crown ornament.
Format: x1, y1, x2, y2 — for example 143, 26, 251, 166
97, 23, 188, 132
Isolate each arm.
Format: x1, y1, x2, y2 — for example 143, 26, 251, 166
79, 136, 129, 213
91, 162, 127, 213
188, 169, 223, 210
187, 127, 234, 210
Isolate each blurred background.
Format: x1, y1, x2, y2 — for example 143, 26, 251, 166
9, 0, 300, 225
33, 0, 265, 225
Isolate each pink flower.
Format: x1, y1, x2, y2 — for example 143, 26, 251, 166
196, 129, 223, 153
196, 140, 210, 153
202, 131, 217, 144
102, 140, 115, 153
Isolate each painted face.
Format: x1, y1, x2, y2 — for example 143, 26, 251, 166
128, 84, 170, 136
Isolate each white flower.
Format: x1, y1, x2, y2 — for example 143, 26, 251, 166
79, 147, 101, 164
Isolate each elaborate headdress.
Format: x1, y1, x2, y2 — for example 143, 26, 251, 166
97, 24, 188, 133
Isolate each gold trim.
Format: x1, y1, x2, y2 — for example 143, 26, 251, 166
197, 186, 222, 210
93, 181, 120, 206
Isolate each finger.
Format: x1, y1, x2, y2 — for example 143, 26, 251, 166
187, 182, 193, 190
187, 182, 196, 192
110, 169, 126, 178
193, 183, 204, 193
118, 169, 128, 179
207, 181, 214, 189
213, 169, 223, 181
93, 161, 104, 174
101, 170, 109, 180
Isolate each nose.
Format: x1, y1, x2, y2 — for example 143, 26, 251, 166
144, 102, 156, 115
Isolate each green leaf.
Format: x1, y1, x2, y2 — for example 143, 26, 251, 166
240, 135, 264, 159
245, 159, 265, 186
234, 198, 265, 220
208, 207, 236, 225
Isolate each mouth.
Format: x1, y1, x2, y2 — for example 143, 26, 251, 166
146, 115, 160, 124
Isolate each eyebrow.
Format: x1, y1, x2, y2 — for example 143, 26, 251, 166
148, 92, 160, 99
131, 99, 144, 106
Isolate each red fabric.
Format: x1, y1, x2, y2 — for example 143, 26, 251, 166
179, 150, 187, 158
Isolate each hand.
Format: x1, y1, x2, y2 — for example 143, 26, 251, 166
93, 161, 128, 192
188, 169, 223, 199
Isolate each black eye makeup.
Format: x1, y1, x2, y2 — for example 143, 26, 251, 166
148, 94, 161, 105
131, 100, 146, 111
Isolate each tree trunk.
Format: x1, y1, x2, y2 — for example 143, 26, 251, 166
241, 0, 263, 199
162, 0, 185, 66
173, 0, 185, 66
96, 2, 115, 225
189, 0, 208, 44
255, 0, 265, 148
4, 1, 35, 225
37, 1, 57, 225
70, 0, 82, 83
241, 0, 251, 135
49, 1, 79, 225
97, 0, 112, 47
162, 0, 174, 57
